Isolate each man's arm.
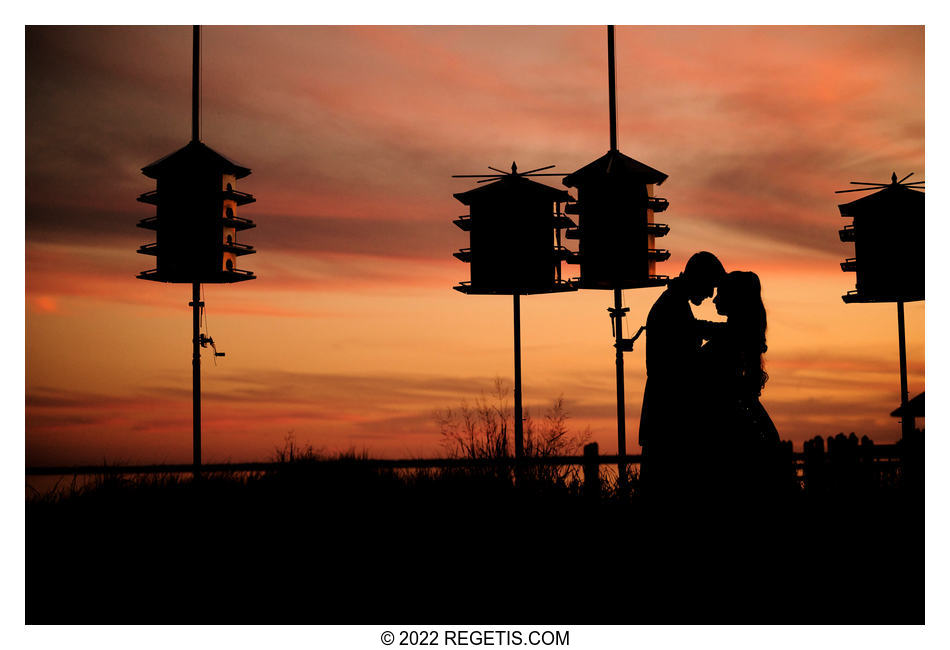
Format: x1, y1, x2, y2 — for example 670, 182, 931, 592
695, 319, 727, 342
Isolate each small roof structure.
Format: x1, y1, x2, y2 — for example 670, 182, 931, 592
890, 392, 925, 418
142, 140, 252, 179
454, 173, 573, 206
562, 149, 668, 188
838, 182, 924, 218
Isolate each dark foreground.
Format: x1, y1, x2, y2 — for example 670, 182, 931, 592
26, 465, 923, 624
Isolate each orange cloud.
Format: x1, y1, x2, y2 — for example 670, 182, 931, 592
32, 296, 58, 314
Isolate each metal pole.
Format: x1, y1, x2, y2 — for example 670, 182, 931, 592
513, 293, 524, 459
555, 202, 563, 284
614, 290, 627, 487
607, 25, 617, 151
192, 25, 200, 143
191, 26, 201, 475
897, 300, 911, 438
192, 283, 202, 475
607, 26, 627, 486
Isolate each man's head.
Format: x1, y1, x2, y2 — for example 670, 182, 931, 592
682, 251, 725, 306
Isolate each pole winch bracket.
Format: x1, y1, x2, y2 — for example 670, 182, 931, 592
607, 305, 629, 336
199, 334, 226, 357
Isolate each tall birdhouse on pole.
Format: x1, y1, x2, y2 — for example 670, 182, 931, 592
452, 163, 577, 459
562, 149, 671, 289
837, 171, 924, 439
560, 26, 674, 483
135, 26, 258, 474
453, 163, 576, 295
838, 172, 923, 304
137, 142, 257, 283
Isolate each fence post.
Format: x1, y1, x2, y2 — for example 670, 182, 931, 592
803, 436, 825, 494
584, 442, 600, 501
859, 435, 875, 491
900, 428, 924, 496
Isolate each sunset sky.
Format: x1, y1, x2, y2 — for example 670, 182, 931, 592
24, 25, 926, 467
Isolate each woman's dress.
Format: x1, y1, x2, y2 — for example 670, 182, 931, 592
697, 329, 779, 495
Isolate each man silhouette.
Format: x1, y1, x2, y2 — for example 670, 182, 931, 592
638, 251, 726, 500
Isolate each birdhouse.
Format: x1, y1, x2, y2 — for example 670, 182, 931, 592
137, 141, 257, 283
561, 149, 671, 290
838, 173, 924, 303
452, 163, 577, 295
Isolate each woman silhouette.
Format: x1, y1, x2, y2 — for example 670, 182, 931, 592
698, 271, 779, 495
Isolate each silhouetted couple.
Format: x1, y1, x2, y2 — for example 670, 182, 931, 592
639, 252, 779, 503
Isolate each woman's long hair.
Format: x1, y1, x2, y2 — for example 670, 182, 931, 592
721, 271, 768, 394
